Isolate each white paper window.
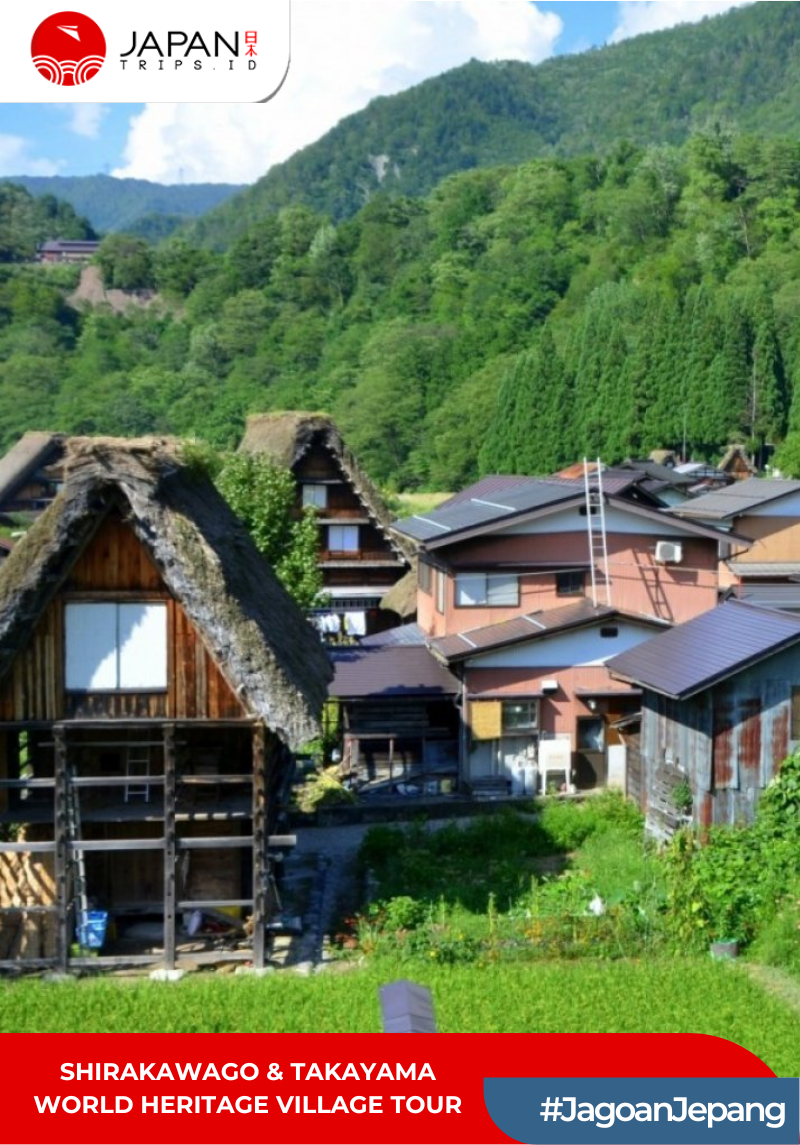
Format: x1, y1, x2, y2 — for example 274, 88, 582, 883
328, 524, 359, 552
302, 483, 328, 509
65, 602, 167, 691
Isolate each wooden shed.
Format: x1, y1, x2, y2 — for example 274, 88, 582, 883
0, 437, 331, 972
608, 601, 800, 838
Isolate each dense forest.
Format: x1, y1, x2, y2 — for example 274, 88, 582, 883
0, 183, 96, 262
8, 175, 244, 236
4, 123, 800, 489
187, 1, 800, 249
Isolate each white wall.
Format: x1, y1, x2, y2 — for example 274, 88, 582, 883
465, 620, 659, 669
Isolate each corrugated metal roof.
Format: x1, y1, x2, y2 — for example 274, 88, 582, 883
733, 584, 800, 612
442, 476, 534, 508
607, 600, 800, 699
673, 478, 800, 521
360, 623, 426, 647
429, 601, 665, 662
395, 480, 580, 543
394, 475, 740, 548
728, 562, 800, 578
329, 646, 458, 699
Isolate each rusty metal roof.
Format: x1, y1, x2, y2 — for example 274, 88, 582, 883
430, 601, 666, 663
329, 646, 459, 699
608, 600, 800, 699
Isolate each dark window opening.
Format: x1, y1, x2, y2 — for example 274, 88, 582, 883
556, 571, 586, 597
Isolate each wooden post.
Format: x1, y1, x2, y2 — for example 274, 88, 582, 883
252, 723, 267, 970
380, 980, 437, 1033
163, 724, 177, 970
53, 727, 69, 972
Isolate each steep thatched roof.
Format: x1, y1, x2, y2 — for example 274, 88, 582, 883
239, 412, 413, 561
0, 431, 66, 504
719, 445, 757, 479
380, 565, 418, 619
0, 437, 331, 748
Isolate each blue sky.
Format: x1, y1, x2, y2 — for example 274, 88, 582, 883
1, 1, 752, 186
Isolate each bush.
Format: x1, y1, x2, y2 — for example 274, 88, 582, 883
663, 750, 800, 951
292, 766, 356, 814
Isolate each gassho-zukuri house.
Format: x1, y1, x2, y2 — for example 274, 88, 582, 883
0, 436, 331, 973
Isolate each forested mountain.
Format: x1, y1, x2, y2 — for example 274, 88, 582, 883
4, 127, 800, 488
0, 183, 95, 262
188, 1, 800, 249
7, 176, 245, 235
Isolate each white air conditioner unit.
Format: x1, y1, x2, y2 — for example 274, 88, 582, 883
655, 541, 683, 565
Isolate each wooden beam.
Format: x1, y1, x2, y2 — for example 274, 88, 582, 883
177, 898, 253, 910
53, 726, 68, 973
163, 724, 176, 971
252, 723, 267, 971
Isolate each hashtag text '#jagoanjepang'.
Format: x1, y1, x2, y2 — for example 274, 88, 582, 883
538, 1096, 786, 1131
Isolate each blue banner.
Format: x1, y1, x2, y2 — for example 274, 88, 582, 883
483, 1077, 798, 1144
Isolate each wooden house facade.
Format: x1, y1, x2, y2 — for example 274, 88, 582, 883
329, 631, 460, 798
608, 601, 800, 837
673, 478, 800, 611
0, 438, 331, 973
239, 413, 411, 637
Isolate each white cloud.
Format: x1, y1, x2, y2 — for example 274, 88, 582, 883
610, 1, 755, 43
112, 1, 563, 184
0, 135, 63, 177
66, 103, 108, 139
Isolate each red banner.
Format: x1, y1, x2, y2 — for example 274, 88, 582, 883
1, 1032, 774, 1145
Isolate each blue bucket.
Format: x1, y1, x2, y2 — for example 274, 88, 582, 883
76, 910, 108, 950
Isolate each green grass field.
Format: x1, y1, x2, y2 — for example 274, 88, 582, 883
2, 959, 799, 1076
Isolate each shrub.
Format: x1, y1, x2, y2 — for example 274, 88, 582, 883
292, 766, 356, 814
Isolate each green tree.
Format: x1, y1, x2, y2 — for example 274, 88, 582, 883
215, 453, 323, 611
95, 234, 155, 290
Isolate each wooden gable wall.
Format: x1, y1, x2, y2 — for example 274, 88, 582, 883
0, 513, 245, 722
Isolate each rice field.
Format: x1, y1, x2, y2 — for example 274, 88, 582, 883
2, 958, 799, 1077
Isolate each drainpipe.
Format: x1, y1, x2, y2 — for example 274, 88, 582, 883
459, 671, 469, 791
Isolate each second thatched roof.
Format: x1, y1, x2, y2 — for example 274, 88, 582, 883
0, 436, 331, 748
239, 412, 413, 561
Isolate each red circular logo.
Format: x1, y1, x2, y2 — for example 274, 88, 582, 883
31, 11, 106, 86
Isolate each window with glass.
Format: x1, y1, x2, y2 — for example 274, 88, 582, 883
556, 570, 586, 597
502, 701, 539, 733
302, 483, 328, 509
65, 602, 167, 691
418, 560, 432, 594
328, 524, 359, 552
436, 570, 446, 614
455, 573, 519, 607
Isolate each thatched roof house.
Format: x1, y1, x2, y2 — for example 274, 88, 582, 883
0, 431, 66, 514
0, 436, 331, 748
239, 412, 413, 561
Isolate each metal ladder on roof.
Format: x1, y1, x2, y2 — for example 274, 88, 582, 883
583, 458, 612, 608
